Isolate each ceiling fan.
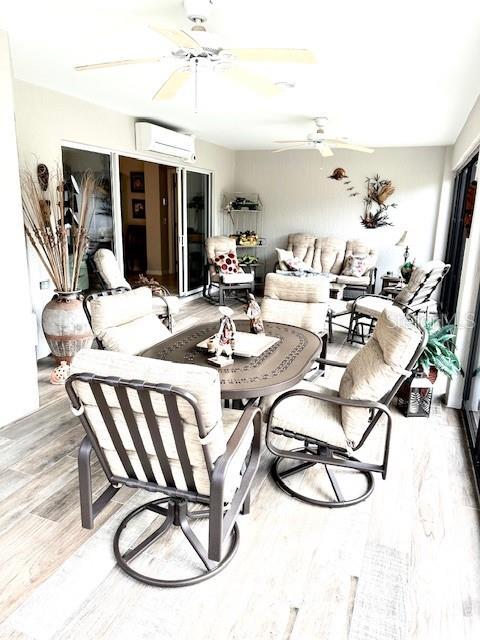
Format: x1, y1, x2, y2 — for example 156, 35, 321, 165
75, 0, 315, 102
273, 117, 374, 156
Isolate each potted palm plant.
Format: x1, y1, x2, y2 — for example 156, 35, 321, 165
397, 321, 460, 416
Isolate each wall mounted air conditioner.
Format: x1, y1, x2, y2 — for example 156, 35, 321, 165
135, 122, 196, 162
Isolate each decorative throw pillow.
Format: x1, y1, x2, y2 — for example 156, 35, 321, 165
214, 250, 240, 274
275, 248, 294, 271
285, 256, 312, 272
342, 254, 369, 277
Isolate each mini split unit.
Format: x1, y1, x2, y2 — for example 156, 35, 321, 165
135, 122, 196, 162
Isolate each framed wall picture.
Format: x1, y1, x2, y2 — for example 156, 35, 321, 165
132, 199, 146, 219
130, 171, 145, 193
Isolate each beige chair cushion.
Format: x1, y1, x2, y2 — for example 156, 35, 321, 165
394, 260, 447, 308
90, 287, 153, 334
347, 296, 393, 319
335, 274, 371, 286
344, 240, 377, 272
93, 249, 130, 290
100, 314, 171, 354
311, 237, 347, 275
70, 349, 252, 500
261, 299, 328, 334
265, 382, 347, 451
264, 272, 330, 303
286, 234, 316, 267
339, 306, 421, 444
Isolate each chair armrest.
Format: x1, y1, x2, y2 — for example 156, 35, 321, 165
315, 357, 348, 368
208, 406, 262, 561
350, 292, 393, 312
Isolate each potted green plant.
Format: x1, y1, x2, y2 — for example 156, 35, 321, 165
417, 321, 460, 383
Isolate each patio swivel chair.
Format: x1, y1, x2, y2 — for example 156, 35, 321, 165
92, 249, 179, 331
66, 348, 261, 586
262, 306, 426, 507
203, 236, 254, 304
347, 260, 450, 344
83, 286, 171, 354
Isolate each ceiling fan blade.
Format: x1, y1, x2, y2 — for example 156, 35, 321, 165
273, 146, 309, 153
325, 140, 374, 153
224, 48, 315, 64
75, 57, 164, 71
318, 142, 334, 157
152, 69, 190, 101
150, 26, 201, 49
223, 67, 281, 97
273, 140, 309, 144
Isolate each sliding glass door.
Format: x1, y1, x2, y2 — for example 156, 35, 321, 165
177, 168, 211, 296
463, 285, 480, 487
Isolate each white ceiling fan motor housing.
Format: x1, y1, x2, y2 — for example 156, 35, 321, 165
183, 0, 214, 24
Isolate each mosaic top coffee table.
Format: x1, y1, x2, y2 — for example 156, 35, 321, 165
141, 320, 324, 400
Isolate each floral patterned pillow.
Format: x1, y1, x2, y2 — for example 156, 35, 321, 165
342, 254, 369, 277
214, 250, 241, 274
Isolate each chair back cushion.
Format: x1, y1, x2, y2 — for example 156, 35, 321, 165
93, 249, 130, 289
70, 349, 226, 493
205, 236, 237, 275
344, 240, 377, 272
339, 306, 421, 445
312, 237, 347, 274
263, 272, 330, 303
261, 298, 328, 334
89, 287, 170, 354
286, 234, 316, 267
394, 260, 448, 309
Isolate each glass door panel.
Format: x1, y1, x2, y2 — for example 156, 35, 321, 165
178, 169, 211, 295
463, 285, 480, 483
62, 147, 114, 292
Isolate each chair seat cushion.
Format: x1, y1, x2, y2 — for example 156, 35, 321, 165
335, 274, 371, 286
328, 298, 350, 315
264, 382, 348, 451
211, 272, 254, 284
347, 296, 393, 318
99, 314, 171, 354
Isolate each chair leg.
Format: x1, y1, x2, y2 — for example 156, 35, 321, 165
113, 497, 240, 587
347, 311, 357, 343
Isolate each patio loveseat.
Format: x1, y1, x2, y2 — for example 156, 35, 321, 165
275, 233, 378, 297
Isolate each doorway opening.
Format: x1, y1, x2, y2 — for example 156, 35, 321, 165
119, 156, 178, 294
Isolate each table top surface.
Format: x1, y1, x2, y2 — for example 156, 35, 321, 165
141, 320, 323, 400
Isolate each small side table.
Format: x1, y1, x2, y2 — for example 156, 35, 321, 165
381, 273, 402, 289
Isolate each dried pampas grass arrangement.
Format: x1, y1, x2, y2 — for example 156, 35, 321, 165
22, 167, 96, 292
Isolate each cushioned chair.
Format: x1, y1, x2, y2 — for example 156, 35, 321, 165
262, 306, 426, 507
66, 349, 261, 586
203, 236, 254, 304
261, 272, 330, 335
83, 287, 171, 354
93, 249, 179, 331
347, 260, 450, 344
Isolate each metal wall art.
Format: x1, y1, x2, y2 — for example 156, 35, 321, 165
361, 174, 397, 229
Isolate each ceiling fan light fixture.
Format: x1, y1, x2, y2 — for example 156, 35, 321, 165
275, 81, 296, 90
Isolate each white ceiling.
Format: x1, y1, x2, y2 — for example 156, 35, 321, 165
1, 0, 480, 150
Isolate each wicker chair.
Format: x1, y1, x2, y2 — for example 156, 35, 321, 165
92, 249, 179, 331
66, 348, 261, 586
262, 306, 426, 507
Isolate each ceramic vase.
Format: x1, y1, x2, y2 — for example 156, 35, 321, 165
41, 291, 93, 364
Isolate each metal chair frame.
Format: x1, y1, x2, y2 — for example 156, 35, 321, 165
66, 373, 261, 586
203, 264, 255, 305
347, 264, 450, 345
265, 314, 427, 507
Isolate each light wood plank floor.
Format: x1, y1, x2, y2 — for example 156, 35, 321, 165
1, 297, 479, 640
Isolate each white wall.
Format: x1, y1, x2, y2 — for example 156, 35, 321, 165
0, 33, 39, 425
13, 80, 236, 357
452, 94, 480, 170
234, 147, 447, 281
